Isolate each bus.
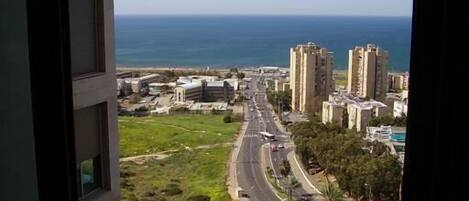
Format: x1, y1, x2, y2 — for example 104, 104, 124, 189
259, 131, 275, 141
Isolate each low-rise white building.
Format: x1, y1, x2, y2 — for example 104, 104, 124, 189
224, 78, 239, 91
366, 126, 406, 164
259, 66, 280, 73
394, 99, 408, 117
127, 74, 162, 93
177, 75, 219, 85
322, 91, 388, 131
174, 83, 203, 103
174, 80, 234, 103
148, 82, 177, 95
117, 79, 132, 97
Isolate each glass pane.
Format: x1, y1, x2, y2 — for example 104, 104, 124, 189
81, 157, 99, 196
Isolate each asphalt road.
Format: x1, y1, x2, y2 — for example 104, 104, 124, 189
236, 75, 281, 201
236, 73, 312, 201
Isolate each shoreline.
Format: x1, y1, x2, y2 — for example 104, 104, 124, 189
116, 66, 407, 74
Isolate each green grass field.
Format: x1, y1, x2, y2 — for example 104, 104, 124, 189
119, 115, 241, 157
119, 115, 241, 201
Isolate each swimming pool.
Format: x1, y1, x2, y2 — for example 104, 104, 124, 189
390, 132, 406, 143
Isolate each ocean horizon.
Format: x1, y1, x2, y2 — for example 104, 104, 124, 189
115, 15, 412, 71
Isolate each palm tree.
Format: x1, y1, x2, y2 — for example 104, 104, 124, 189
279, 159, 291, 178
320, 178, 345, 201
284, 175, 301, 201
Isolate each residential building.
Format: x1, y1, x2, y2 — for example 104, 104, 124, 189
275, 79, 290, 92
388, 72, 410, 91
322, 91, 388, 131
290, 42, 334, 114
347, 44, 389, 100
348, 101, 388, 131
402, 90, 409, 99
282, 82, 290, 92
322, 101, 346, 127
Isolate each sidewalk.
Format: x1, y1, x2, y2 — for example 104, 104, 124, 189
287, 151, 322, 195
226, 103, 249, 200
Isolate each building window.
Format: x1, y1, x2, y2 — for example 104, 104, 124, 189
74, 103, 107, 199
79, 156, 101, 197
69, 0, 105, 78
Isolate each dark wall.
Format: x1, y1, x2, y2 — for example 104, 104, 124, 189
402, 0, 468, 200
0, 0, 40, 200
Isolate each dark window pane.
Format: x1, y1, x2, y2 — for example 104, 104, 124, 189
69, 0, 103, 76
79, 157, 101, 197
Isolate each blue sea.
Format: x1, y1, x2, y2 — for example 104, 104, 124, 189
115, 15, 412, 71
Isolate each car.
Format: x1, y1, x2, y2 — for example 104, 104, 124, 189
299, 193, 314, 201
278, 144, 285, 149
270, 144, 277, 152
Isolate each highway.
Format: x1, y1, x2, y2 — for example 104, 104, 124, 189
236, 73, 313, 201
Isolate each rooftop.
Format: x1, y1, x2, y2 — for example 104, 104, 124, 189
148, 82, 177, 87
207, 81, 229, 87
138, 74, 160, 80
327, 91, 387, 109
177, 82, 202, 90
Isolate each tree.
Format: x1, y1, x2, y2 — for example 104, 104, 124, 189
237, 72, 245, 79
321, 179, 345, 201
284, 175, 301, 201
280, 159, 291, 178
225, 72, 233, 79
223, 115, 233, 123
211, 108, 218, 115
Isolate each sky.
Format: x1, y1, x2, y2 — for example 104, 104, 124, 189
115, 0, 413, 17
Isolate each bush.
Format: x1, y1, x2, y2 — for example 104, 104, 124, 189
161, 183, 183, 196
135, 106, 149, 112
187, 195, 211, 201
171, 106, 189, 113
223, 115, 233, 123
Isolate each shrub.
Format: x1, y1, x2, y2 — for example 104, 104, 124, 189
223, 115, 233, 123
135, 106, 149, 112
161, 183, 183, 196
187, 195, 211, 201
